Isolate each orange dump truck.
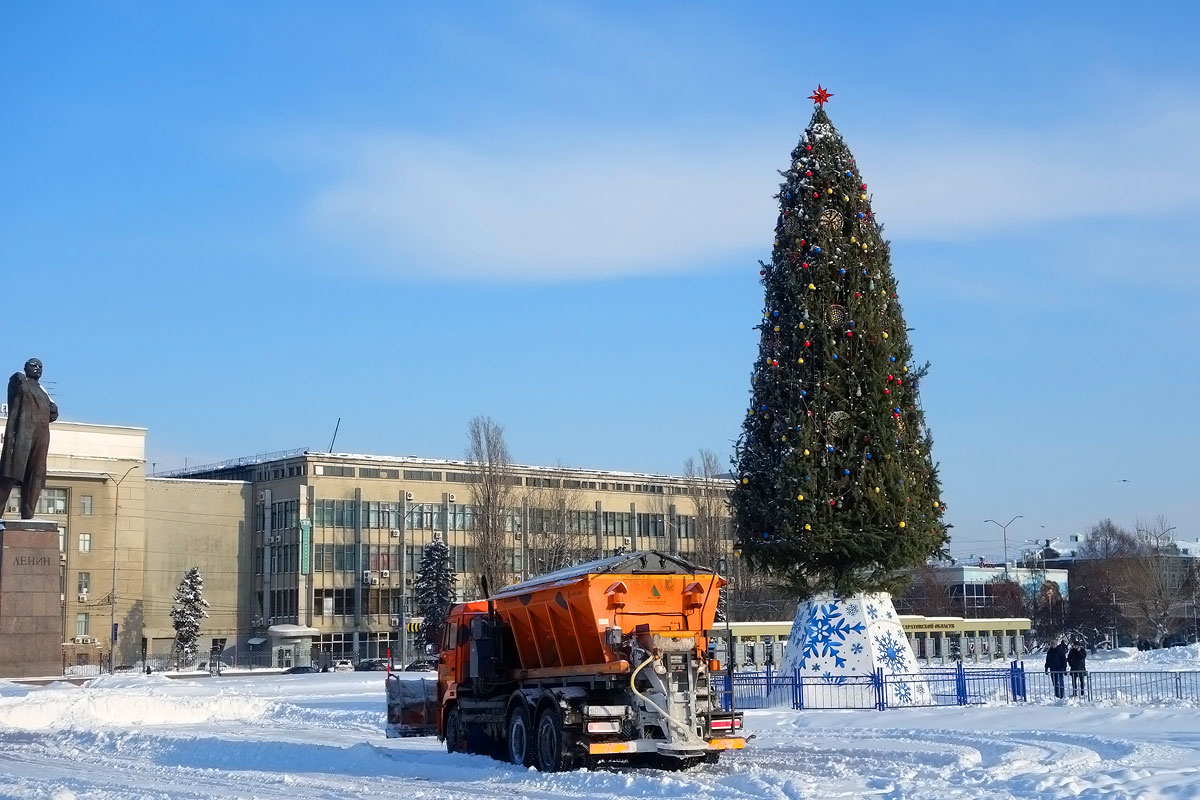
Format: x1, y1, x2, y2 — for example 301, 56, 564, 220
388, 550, 744, 771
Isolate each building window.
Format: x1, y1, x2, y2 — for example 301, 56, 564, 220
77, 572, 90, 594
316, 464, 355, 477
78, 533, 92, 554
75, 613, 90, 637
81, 495, 93, 516
37, 488, 68, 515
402, 470, 442, 481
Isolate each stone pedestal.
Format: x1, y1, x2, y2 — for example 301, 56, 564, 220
0, 519, 62, 678
779, 591, 929, 707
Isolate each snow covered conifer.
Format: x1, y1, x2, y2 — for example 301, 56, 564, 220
170, 566, 210, 666
415, 538, 457, 650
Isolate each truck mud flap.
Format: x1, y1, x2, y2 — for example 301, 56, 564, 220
385, 675, 438, 738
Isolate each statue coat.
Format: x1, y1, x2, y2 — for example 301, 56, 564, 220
1, 372, 58, 485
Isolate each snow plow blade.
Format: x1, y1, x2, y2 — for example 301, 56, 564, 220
384, 674, 437, 738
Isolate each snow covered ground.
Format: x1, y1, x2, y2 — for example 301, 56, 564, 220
2, 651, 1200, 799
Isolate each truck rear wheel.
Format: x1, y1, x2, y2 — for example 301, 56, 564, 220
534, 705, 577, 773
506, 705, 533, 766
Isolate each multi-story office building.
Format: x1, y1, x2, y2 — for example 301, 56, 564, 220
167, 449, 735, 665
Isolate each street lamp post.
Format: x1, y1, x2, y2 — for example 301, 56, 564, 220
984, 516, 1023, 578
107, 465, 140, 673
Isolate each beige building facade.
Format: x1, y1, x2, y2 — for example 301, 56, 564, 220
0, 419, 251, 672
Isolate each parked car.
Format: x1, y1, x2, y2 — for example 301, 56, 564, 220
354, 658, 390, 672
186, 660, 232, 673
333, 659, 355, 672
282, 665, 319, 675
402, 657, 438, 672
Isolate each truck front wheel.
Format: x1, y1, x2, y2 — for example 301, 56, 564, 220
506, 705, 533, 766
534, 705, 577, 773
444, 706, 465, 754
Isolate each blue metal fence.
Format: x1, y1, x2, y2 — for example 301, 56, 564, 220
721, 664, 1200, 711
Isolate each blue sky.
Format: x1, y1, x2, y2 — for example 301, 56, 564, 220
3, 2, 1197, 559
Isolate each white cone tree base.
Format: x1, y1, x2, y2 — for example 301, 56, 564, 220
780, 591, 929, 707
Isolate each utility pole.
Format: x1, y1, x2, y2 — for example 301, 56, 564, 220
107, 464, 141, 672
984, 516, 1023, 578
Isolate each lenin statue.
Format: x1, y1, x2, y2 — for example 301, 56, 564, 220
0, 359, 59, 519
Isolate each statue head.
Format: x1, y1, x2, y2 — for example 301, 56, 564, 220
24, 358, 43, 380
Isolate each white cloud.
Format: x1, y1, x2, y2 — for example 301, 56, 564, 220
293, 104, 1200, 281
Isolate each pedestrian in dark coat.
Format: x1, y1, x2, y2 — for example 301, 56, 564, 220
1067, 639, 1087, 696
1045, 636, 1069, 699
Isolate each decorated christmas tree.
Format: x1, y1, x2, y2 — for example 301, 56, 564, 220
731, 87, 948, 601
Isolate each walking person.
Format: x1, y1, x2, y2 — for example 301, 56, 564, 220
1067, 639, 1088, 697
1045, 635, 1069, 699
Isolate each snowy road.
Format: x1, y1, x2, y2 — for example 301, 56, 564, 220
2, 672, 1200, 799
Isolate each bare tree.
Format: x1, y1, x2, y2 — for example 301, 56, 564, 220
465, 416, 516, 596
683, 449, 731, 571
1125, 515, 1195, 646
895, 562, 956, 617
522, 466, 592, 575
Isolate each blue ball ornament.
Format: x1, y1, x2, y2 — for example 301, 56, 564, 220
840, 268, 846, 275
760, 404, 767, 411
763, 531, 770, 540
858, 212, 865, 219
833, 354, 838, 360
890, 356, 896, 362
862, 269, 868, 275
844, 170, 853, 177
801, 390, 807, 397
894, 407, 901, 413
812, 246, 822, 253
843, 469, 850, 476
866, 453, 872, 459
772, 310, 779, 317
827, 445, 834, 452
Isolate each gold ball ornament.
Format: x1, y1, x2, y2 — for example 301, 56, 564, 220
808, 283, 816, 290
742, 477, 749, 484
827, 188, 834, 195
803, 449, 810, 456
850, 236, 857, 244
899, 521, 906, 528
883, 332, 889, 339
804, 523, 812, 531
774, 325, 780, 332
874, 487, 880, 493
799, 322, 806, 329
797, 494, 805, 501
797, 357, 805, 364
860, 193, 867, 200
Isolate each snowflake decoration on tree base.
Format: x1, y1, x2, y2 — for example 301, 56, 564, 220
776, 591, 928, 708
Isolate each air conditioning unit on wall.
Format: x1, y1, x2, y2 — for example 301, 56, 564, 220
447, 493, 456, 503
389, 617, 400, 628
389, 529, 400, 538
77, 593, 88, 602
380, 570, 390, 579
405, 491, 413, 501
623, 537, 632, 546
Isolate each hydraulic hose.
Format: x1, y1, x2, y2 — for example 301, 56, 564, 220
630, 652, 703, 745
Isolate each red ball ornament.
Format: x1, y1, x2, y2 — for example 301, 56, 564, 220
806, 171, 813, 177
887, 374, 893, 381
759, 270, 766, 275
813, 192, 819, 198
861, 183, 867, 190
804, 340, 811, 347
806, 144, 813, 151
830, 500, 836, 506
884, 388, 891, 395
855, 292, 861, 298
846, 331, 853, 337
802, 262, 809, 269
800, 239, 806, 245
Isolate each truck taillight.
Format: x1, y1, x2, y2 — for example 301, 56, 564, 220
711, 719, 741, 730
586, 721, 621, 734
